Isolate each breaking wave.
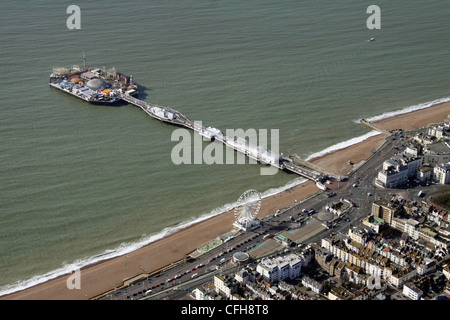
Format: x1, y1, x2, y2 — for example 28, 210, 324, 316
354, 96, 450, 124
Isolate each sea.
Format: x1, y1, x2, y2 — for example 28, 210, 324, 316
0, 0, 449, 296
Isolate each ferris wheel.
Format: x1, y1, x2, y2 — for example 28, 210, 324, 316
234, 189, 262, 230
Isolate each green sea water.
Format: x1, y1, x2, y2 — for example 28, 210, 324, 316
0, 0, 449, 294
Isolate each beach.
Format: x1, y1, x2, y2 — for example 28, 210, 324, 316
3, 100, 449, 300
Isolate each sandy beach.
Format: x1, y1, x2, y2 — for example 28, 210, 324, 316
3, 100, 449, 300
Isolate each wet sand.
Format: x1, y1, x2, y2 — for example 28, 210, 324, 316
3, 100, 449, 300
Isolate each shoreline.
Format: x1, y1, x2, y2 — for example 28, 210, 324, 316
2, 99, 449, 300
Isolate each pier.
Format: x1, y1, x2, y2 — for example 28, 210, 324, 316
118, 92, 323, 181
361, 119, 391, 135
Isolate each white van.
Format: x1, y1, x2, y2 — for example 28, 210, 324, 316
191, 273, 198, 279
144, 289, 152, 295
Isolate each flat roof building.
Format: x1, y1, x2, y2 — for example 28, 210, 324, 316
434, 162, 450, 184
256, 253, 303, 283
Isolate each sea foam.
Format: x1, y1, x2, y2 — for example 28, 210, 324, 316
315, 96, 450, 161
353, 96, 450, 124
306, 130, 381, 161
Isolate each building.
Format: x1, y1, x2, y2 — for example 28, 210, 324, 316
314, 246, 342, 277
234, 268, 255, 285
414, 132, 436, 145
80, 71, 96, 81
320, 234, 426, 287
301, 276, 323, 293
405, 219, 420, 240
214, 274, 238, 299
428, 125, 447, 139
417, 166, 433, 182
391, 217, 448, 249
232, 252, 250, 265
402, 282, 423, 300
405, 144, 420, 157
192, 285, 215, 300
417, 258, 437, 276
363, 215, 386, 233
423, 153, 450, 166
376, 156, 422, 188
256, 253, 303, 283
390, 267, 417, 288
433, 162, 450, 184
348, 226, 369, 245
328, 287, 348, 300
376, 166, 408, 188
372, 198, 401, 225
443, 265, 450, 280
343, 263, 366, 286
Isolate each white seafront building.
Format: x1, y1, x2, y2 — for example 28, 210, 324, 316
433, 162, 450, 184
256, 253, 304, 283
375, 155, 422, 188
402, 282, 423, 300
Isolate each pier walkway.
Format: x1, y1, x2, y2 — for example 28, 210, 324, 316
361, 119, 391, 135
118, 92, 322, 181
287, 154, 336, 178
118, 92, 194, 129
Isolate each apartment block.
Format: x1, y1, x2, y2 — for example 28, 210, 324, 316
256, 253, 303, 283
